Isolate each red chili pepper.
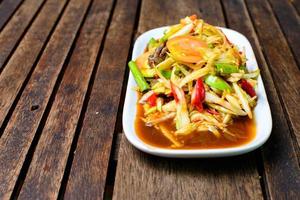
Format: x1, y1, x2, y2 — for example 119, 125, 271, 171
171, 82, 186, 104
240, 79, 256, 97
195, 104, 203, 112
191, 79, 205, 112
147, 93, 157, 107
171, 83, 179, 103
223, 33, 232, 45
207, 108, 219, 115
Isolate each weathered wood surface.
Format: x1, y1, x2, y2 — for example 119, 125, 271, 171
291, 0, 300, 13
268, 0, 300, 67
0, 0, 23, 30
64, 0, 138, 199
17, 0, 113, 198
246, 0, 300, 148
0, 0, 298, 199
115, 139, 263, 200
0, 0, 67, 129
0, 0, 44, 71
222, 1, 300, 199
0, 0, 89, 199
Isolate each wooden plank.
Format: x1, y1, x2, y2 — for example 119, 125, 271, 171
0, 0, 23, 30
0, 0, 67, 129
222, 0, 300, 199
268, 0, 300, 67
115, 140, 262, 200
63, 0, 138, 199
17, 0, 114, 199
137, 0, 224, 35
113, 0, 262, 199
245, 0, 300, 146
0, 0, 93, 199
291, 0, 300, 13
0, 0, 44, 71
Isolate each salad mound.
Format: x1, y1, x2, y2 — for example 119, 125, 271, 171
129, 15, 260, 148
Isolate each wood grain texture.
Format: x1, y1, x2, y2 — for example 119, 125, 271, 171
0, 0, 92, 199
114, 139, 262, 200
17, 0, 113, 199
137, 0, 225, 35
245, 0, 300, 145
0, 0, 297, 199
113, 132, 122, 161
0, 0, 44, 70
0, 0, 67, 129
291, 0, 300, 13
268, 0, 300, 67
113, 0, 262, 199
222, 0, 300, 199
0, 0, 23, 30
64, 0, 138, 199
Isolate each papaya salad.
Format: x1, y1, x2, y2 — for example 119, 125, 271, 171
129, 15, 260, 149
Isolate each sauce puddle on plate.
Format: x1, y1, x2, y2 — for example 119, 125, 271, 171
135, 103, 256, 149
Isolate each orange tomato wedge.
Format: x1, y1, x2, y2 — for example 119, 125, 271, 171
167, 36, 208, 63
135, 51, 151, 69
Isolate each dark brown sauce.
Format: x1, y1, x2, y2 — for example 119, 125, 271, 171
135, 103, 256, 149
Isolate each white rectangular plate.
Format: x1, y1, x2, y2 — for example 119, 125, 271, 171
122, 26, 272, 158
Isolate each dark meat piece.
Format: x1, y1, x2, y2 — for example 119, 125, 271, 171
148, 45, 163, 66
148, 43, 168, 67
157, 93, 174, 103
159, 46, 168, 57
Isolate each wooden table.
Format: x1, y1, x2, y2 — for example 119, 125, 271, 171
0, 0, 299, 199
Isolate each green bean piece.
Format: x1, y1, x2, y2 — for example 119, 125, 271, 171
128, 61, 150, 92
215, 63, 239, 74
205, 75, 232, 91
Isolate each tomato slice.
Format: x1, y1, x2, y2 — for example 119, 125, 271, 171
167, 36, 207, 63
135, 51, 151, 69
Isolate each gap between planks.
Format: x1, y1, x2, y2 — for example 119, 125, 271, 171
0, 0, 47, 74
58, 0, 118, 198
10, 0, 92, 198
222, 0, 300, 199
0, 0, 68, 135
0, 0, 24, 31
16, 0, 114, 198
248, 0, 300, 148
103, 1, 142, 198
0, 0, 92, 198
266, 0, 300, 69
62, 0, 139, 199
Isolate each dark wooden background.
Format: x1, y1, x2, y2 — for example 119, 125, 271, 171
0, 0, 299, 199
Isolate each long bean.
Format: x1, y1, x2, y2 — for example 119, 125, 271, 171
128, 61, 150, 92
